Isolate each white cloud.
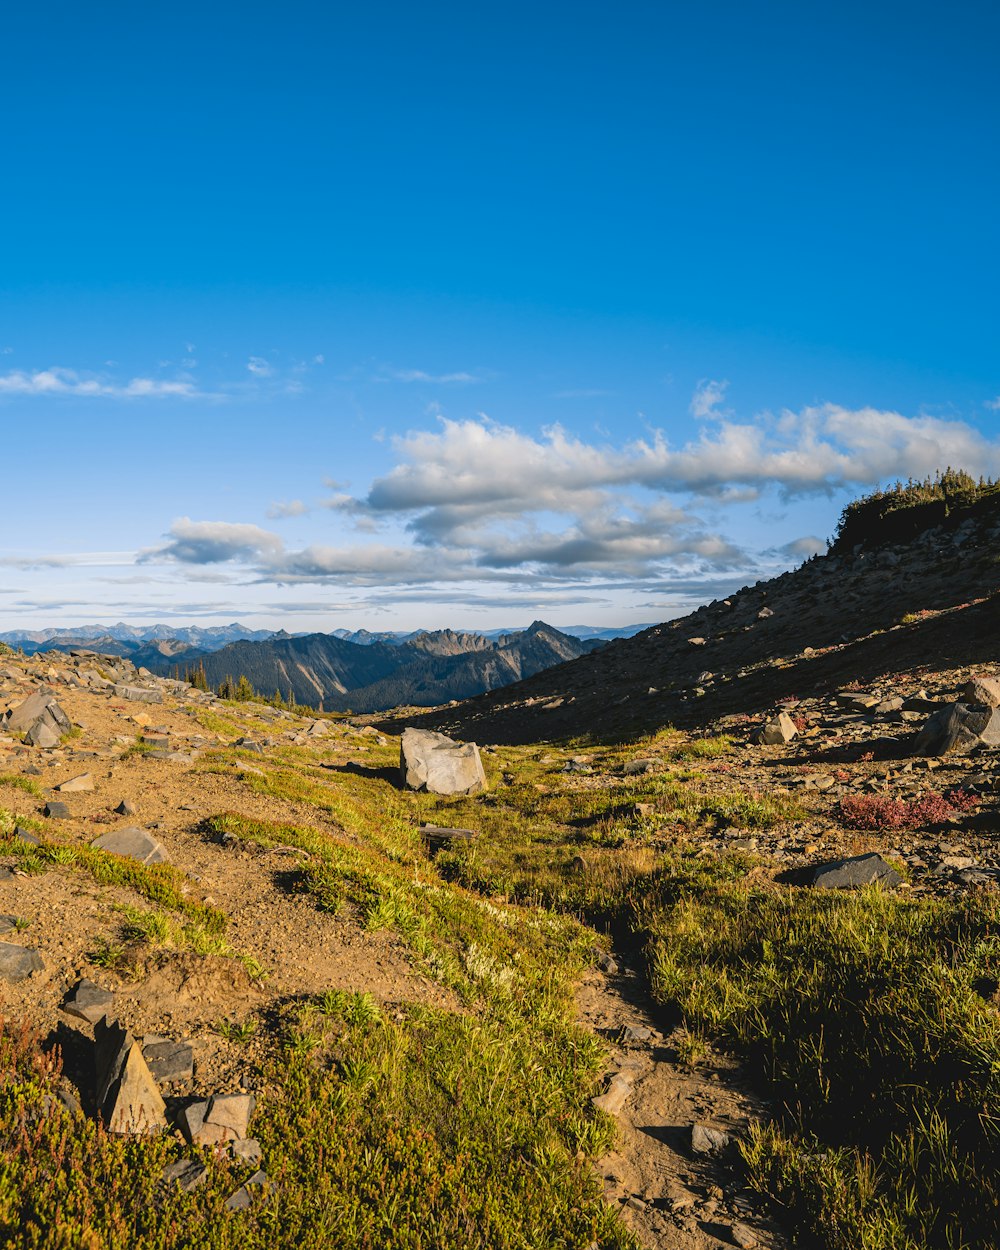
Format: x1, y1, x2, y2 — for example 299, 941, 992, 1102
382, 367, 482, 384
267, 499, 309, 519
247, 356, 274, 377
136, 402, 1000, 596
147, 519, 285, 565
0, 368, 206, 399
690, 378, 730, 419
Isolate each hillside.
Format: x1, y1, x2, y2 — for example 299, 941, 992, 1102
185, 620, 601, 711
401, 495, 1000, 745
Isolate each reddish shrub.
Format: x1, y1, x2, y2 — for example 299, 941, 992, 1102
838, 789, 972, 831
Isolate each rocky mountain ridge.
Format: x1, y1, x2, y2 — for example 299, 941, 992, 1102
181, 620, 603, 711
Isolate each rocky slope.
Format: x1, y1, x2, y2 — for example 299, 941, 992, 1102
400, 507, 1000, 744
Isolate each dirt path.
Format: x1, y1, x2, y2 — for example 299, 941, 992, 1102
578, 951, 789, 1250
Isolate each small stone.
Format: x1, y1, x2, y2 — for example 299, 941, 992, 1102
162, 1159, 208, 1191
592, 1074, 632, 1116
228, 1137, 263, 1164
730, 1223, 759, 1249
961, 676, 1000, 708
225, 1169, 268, 1211
0, 916, 20, 934
177, 1100, 209, 1144
63, 978, 114, 1024
43, 801, 71, 819
691, 1123, 731, 1154
14, 826, 41, 845
0, 942, 44, 982
115, 799, 137, 816
754, 712, 798, 746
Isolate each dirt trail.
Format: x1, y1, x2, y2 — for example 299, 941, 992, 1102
578, 951, 788, 1250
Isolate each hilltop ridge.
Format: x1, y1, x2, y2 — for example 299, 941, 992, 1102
403, 493, 1000, 744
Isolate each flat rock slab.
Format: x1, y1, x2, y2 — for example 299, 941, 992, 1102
43, 801, 70, 819
55, 773, 94, 792
809, 853, 902, 890
112, 684, 163, 704
224, 1170, 268, 1212
143, 1040, 194, 1083
0, 941, 44, 982
0, 916, 20, 935
63, 977, 114, 1024
91, 827, 169, 865
162, 1159, 208, 1192
14, 826, 41, 845
400, 727, 487, 796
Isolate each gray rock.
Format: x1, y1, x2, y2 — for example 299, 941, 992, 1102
754, 711, 798, 745
913, 702, 1000, 756
399, 728, 487, 796
205, 1092, 255, 1138
730, 1223, 759, 1249
0, 942, 43, 981
162, 1159, 208, 1192
26, 719, 61, 748
143, 1040, 194, 1083
225, 1169, 267, 1211
43, 801, 70, 819
5, 691, 69, 734
691, 1123, 731, 1154
115, 799, 137, 816
91, 827, 169, 865
177, 1100, 210, 1144
228, 1137, 263, 1164
0, 916, 20, 934
624, 758, 658, 775
961, 676, 1000, 708
14, 826, 41, 845
94, 1019, 167, 1135
64, 978, 114, 1024
809, 853, 902, 890
112, 684, 163, 704
592, 1073, 632, 1116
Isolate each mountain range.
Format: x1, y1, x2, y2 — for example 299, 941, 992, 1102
177, 621, 604, 711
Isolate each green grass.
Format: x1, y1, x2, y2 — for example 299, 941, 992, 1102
637, 854, 1000, 1250
0, 774, 42, 797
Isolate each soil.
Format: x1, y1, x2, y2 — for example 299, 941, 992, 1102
578, 953, 787, 1250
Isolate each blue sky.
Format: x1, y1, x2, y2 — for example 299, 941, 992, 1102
1, 1, 998, 632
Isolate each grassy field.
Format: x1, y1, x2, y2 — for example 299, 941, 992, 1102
3, 723, 1000, 1247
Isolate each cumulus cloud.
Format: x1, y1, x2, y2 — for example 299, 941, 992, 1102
247, 356, 273, 377
138, 402, 1000, 596
148, 519, 285, 565
690, 378, 729, 419
0, 368, 206, 399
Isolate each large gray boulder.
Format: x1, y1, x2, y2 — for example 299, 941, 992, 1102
809, 853, 901, 890
400, 728, 487, 796
912, 702, 1000, 756
95, 1019, 167, 1135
